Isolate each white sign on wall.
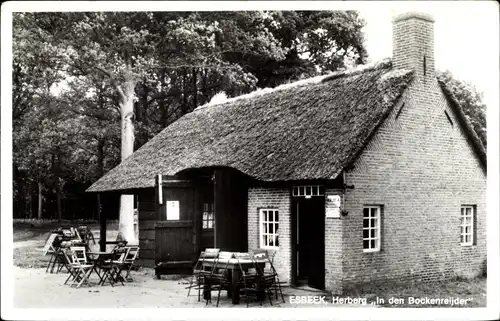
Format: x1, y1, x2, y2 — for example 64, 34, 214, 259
166, 201, 180, 220
326, 195, 341, 218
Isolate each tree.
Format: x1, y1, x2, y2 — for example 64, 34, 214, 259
437, 70, 487, 148
13, 13, 65, 220
12, 11, 370, 233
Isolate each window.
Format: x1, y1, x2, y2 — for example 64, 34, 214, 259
202, 203, 214, 229
260, 209, 279, 249
461, 206, 475, 246
292, 185, 324, 198
363, 206, 381, 252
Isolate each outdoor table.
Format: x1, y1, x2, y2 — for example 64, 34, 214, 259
200, 258, 266, 304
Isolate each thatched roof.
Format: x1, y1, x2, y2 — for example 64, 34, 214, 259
88, 60, 415, 192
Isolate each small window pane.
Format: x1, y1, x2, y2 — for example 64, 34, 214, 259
269, 223, 274, 233
363, 240, 369, 249
319, 186, 324, 195
299, 186, 305, 196
312, 186, 318, 195
370, 229, 375, 238
370, 218, 375, 228
363, 208, 369, 218
363, 229, 369, 238
363, 218, 369, 228
371, 239, 376, 249
275, 223, 278, 232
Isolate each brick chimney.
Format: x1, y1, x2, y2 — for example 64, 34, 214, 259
392, 12, 435, 82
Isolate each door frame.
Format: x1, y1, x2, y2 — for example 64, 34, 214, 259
291, 192, 325, 289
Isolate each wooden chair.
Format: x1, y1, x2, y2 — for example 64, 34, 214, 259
98, 247, 126, 287
67, 246, 94, 288
122, 246, 140, 282
187, 248, 220, 301
109, 247, 130, 286
204, 251, 233, 307
251, 249, 285, 303
234, 252, 263, 307
62, 249, 79, 285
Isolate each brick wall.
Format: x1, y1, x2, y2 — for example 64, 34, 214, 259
339, 75, 486, 289
247, 187, 292, 284
324, 189, 344, 294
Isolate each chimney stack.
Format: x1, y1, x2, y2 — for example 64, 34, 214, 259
392, 12, 435, 81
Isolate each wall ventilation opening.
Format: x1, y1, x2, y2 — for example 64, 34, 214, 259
444, 110, 453, 127
395, 102, 405, 119
423, 55, 427, 76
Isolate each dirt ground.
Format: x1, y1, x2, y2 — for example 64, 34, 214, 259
11, 224, 485, 309
12, 225, 357, 308
13, 266, 354, 308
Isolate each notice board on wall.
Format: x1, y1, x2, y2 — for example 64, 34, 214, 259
325, 195, 341, 218
166, 200, 180, 220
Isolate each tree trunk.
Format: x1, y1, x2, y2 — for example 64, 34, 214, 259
37, 180, 43, 220
96, 138, 104, 222
192, 68, 198, 109
27, 191, 33, 219
118, 78, 138, 245
181, 68, 188, 115
56, 178, 62, 222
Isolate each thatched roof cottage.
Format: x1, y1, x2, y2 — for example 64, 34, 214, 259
88, 12, 486, 292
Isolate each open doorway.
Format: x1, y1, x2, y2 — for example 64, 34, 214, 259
291, 188, 325, 290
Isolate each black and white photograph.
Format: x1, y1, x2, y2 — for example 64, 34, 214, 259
1, 1, 499, 320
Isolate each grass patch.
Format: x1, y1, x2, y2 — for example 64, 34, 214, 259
13, 219, 119, 229
13, 222, 120, 269
14, 247, 51, 269
343, 277, 486, 308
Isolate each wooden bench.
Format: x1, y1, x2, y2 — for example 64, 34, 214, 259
154, 260, 193, 278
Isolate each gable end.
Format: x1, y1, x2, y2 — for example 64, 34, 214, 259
438, 80, 487, 171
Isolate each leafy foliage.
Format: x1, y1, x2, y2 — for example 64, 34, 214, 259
437, 70, 487, 148
12, 11, 369, 220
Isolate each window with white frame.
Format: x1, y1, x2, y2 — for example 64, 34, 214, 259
460, 205, 474, 246
292, 185, 324, 197
202, 203, 214, 229
260, 209, 279, 249
363, 206, 381, 252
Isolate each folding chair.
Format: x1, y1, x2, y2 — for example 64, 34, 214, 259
234, 252, 262, 307
187, 248, 220, 301
63, 248, 81, 285
251, 249, 285, 303
98, 257, 116, 287
67, 246, 94, 288
43, 233, 60, 273
204, 251, 232, 307
122, 246, 139, 282
108, 247, 130, 286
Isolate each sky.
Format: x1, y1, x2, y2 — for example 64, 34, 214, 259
358, 1, 499, 113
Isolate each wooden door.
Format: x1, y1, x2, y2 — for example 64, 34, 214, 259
155, 185, 196, 263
